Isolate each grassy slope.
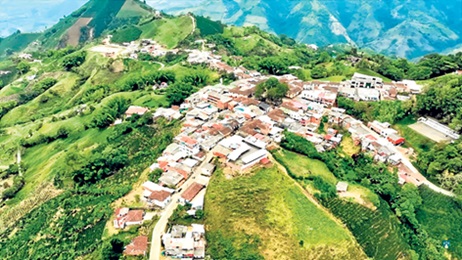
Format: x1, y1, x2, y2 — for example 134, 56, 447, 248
274, 148, 410, 259
0, 33, 41, 57
205, 165, 365, 259
273, 149, 337, 184
138, 15, 194, 48
116, 0, 151, 18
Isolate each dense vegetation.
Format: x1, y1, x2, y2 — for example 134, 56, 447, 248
0, 118, 179, 259
196, 16, 224, 36
280, 132, 450, 259
111, 25, 143, 43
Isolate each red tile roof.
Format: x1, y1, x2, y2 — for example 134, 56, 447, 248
149, 190, 171, 202
180, 136, 198, 146
124, 236, 148, 256
181, 182, 205, 201
126, 210, 144, 222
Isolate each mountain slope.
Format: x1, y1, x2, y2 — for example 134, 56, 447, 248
149, 0, 462, 58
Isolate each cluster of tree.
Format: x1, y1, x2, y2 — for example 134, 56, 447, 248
166, 82, 195, 105
0, 100, 17, 120
16, 62, 30, 75
116, 70, 176, 92
101, 238, 124, 260
72, 146, 129, 185
62, 51, 87, 71
337, 96, 413, 124
0, 164, 20, 180
310, 65, 329, 79
168, 204, 204, 227
257, 56, 289, 75
33, 77, 58, 92
416, 75, 462, 132
417, 140, 462, 194
310, 176, 337, 201
348, 51, 462, 81
148, 168, 163, 183
91, 97, 130, 128
20, 127, 70, 148
255, 77, 288, 104
2, 176, 25, 200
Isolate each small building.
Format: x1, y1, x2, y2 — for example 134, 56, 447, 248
113, 208, 144, 229
201, 163, 216, 176
125, 106, 149, 117
336, 182, 348, 193
124, 236, 148, 256
180, 182, 205, 204
387, 133, 405, 146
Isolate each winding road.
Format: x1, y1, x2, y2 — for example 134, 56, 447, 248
358, 122, 455, 197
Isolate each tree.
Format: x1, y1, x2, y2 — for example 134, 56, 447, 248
17, 62, 30, 74
62, 51, 86, 71
102, 238, 124, 260
310, 65, 328, 79
166, 83, 195, 105
258, 57, 288, 75
254, 77, 288, 104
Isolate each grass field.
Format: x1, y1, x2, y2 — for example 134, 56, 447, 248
149, 16, 193, 48
116, 0, 151, 18
417, 186, 462, 258
340, 135, 360, 156
395, 116, 435, 153
205, 165, 366, 259
111, 25, 143, 43
272, 149, 337, 184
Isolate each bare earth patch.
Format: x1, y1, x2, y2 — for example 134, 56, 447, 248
66, 17, 93, 46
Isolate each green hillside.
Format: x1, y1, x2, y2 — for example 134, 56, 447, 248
0, 32, 41, 59
205, 165, 366, 259
151, 0, 462, 59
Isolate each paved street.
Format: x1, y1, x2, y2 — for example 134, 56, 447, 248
149, 153, 213, 260
358, 122, 455, 197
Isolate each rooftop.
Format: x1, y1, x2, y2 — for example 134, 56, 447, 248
182, 182, 205, 201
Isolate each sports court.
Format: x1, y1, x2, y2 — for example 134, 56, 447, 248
409, 122, 452, 143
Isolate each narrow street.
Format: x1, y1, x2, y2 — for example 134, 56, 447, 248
149, 153, 213, 260
359, 122, 455, 197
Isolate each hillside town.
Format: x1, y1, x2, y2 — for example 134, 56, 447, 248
104, 51, 455, 259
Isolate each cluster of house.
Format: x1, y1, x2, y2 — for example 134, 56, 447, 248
162, 224, 206, 259
328, 109, 405, 164
98, 36, 177, 59
338, 73, 422, 101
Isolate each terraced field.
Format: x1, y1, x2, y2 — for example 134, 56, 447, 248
325, 198, 412, 260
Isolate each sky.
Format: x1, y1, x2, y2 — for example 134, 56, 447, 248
0, 0, 87, 37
